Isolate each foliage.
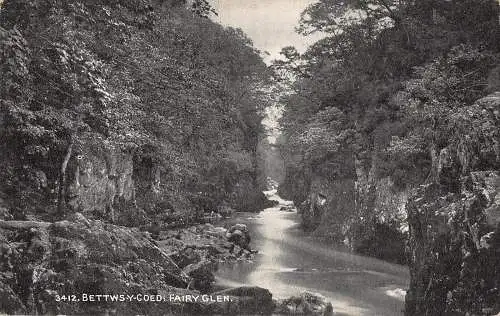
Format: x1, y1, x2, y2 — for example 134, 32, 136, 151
0, 0, 270, 219
190, 0, 217, 18
276, 0, 500, 269
278, 0, 499, 192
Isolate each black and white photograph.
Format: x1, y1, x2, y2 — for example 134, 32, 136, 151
0, 0, 499, 315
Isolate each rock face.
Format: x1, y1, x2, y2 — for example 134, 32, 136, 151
63, 139, 269, 224
282, 151, 357, 239
66, 140, 138, 225
282, 150, 408, 263
349, 156, 409, 263
211, 286, 275, 315
405, 93, 500, 315
229, 173, 273, 212
0, 0, 270, 226
281, 92, 500, 272
275, 291, 334, 316
0, 215, 190, 315
0, 214, 279, 315
406, 173, 500, 315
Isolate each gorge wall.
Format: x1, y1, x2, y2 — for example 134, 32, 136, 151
0, 1, 277, 314
280, 149, 409, 264
0, 0, 270, 226
405, 92, 500, 315
276, 0, 500, 314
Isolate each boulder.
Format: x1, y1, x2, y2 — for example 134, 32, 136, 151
279, 205, 295, 212
183, 260, 217, 292
172, 246, 201, 269
275, 291, 333, 315
0, 216, 190, 315
211, 286, 275, 315
204, 225, 227, 238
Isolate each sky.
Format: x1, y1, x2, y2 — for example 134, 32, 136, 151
209, 0, 325, 144
210, 0, 324, 64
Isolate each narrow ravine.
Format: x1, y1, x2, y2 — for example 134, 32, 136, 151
216, 191, 410, 316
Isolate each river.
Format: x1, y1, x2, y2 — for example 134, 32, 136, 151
215, 191, 410, 316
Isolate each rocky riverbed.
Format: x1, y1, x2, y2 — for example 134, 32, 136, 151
0, 212, 333, 315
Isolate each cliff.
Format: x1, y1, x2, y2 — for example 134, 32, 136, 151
405, 92, 500, 315
0, 0, 270, 225
280, 149, 408, 263
277, 1, 499, 273
0, 1, 276, 314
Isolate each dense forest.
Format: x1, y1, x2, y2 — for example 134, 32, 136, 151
276, 0, 500, 314
0, 0, 272, 225
0, 1, 278, 314
1, 0, 500, 314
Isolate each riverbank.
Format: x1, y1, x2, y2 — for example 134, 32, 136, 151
155, 216, 335, 315
0, 209, 335, 315
215, 193, 409, 316
0, 190, 406, 316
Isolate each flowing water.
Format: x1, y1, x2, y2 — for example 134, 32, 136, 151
215, 191, 410, 316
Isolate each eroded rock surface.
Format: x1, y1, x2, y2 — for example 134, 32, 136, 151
0, 215, 191, 315
405, 92, 500, 315
275, 291, 334, 316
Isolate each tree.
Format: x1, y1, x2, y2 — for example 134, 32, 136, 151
0, 0, 271, 220
276, 0, 500, 267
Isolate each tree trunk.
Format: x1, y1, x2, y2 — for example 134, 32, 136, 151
57, 139, 74, 215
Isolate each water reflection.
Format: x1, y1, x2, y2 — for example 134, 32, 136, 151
216, 195, 409, 316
